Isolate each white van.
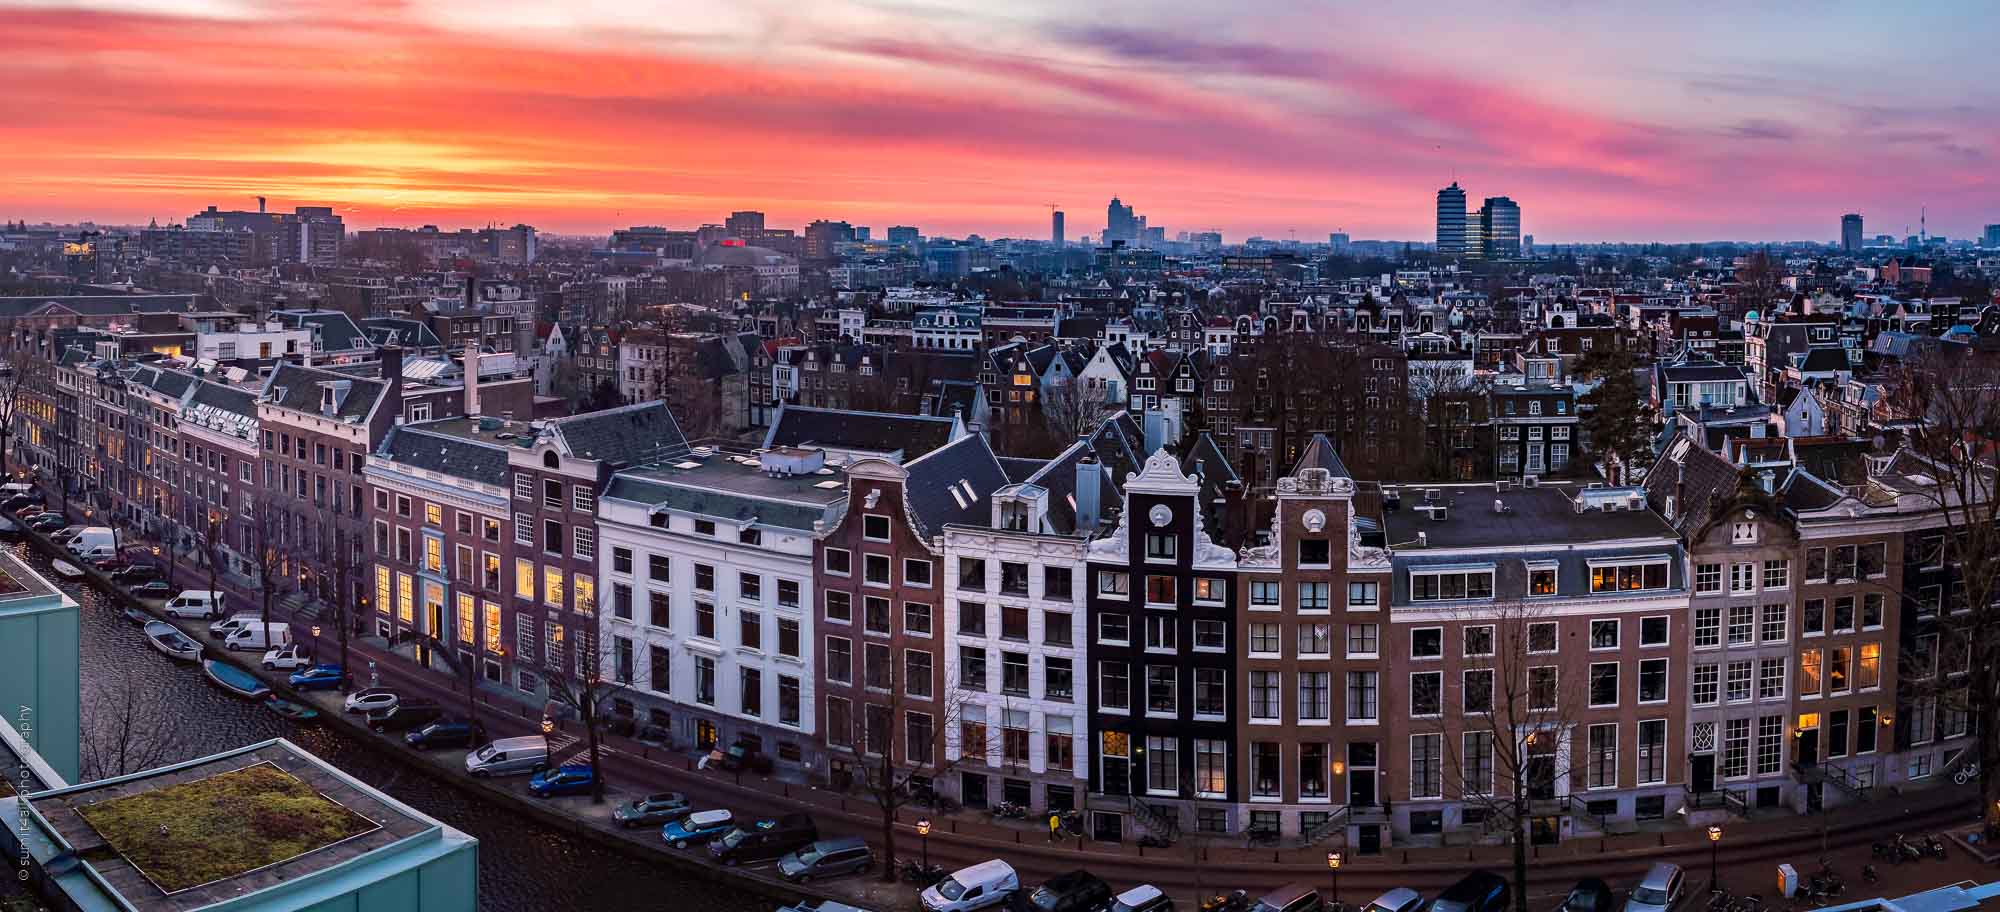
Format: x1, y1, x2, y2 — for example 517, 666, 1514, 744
0, 483, 36, 499
209, 611, 264, 638
65, 527, 115, 557
920, 860, 1018, 912
224, 621, 291, 652
464, 736, 551, 778
164, 590, 225, 620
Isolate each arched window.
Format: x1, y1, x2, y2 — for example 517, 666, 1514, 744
542, 451, 559, 469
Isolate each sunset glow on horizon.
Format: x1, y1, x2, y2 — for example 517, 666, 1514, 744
5, 0, 1997, 242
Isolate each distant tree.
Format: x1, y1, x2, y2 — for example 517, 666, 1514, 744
0, 348, 44, 476
247, 495, 290, 637
584, 378, 623, 411
1575, 349, 1656, 484
542, 629, 627, 804
1041, 378, 1117, 450
822, 672, 969, 883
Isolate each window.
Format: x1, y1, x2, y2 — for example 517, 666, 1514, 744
1463, 669, 1494, 714
543, 566, 564, 608
1047, 658, 1075, 701
1587, 724, 1618, 789
1638, 719, 1667, 785
1588, 663, 1618, 707
906, 651, 934, 698
1639, 658, 1668, 702
1043, 567, 1072, 599
1410, 671, 1442, 717
1759, 603, 1787, 643
1529, 622, 1558, 653
1194, 668, 1226, 717
1805, 547, 1827, 582
1832, 597, 1855, 633
1588, 560, 1669, 593
1803, 598, 1824, 635
1193, 739, 1225, 796
1799, 648, 1822, 696
1411, 627, 1442, 659
1726, 660, 1752, 702
695, 602, 716, 639
1858, 707, 1879, 754
1099, 662, 1129, 710
1145, 665, 1176, 714
1530, 666, 1559, 711
1589, 619, 1619, 649
1862, 594, 1884, 629
904, 559, 933, 588
778, 618, 800, 657
1756, 716, 1784, 776
865, 597, 892, 635
1296, 581, 1329, 611
1730, 562, 1757, 593
1145, 736, 1178, 795
824, 548, 851, 576
1345, 671, 1379, 721
1695, 563, 1722, 594
1763, 560, 1789, 590
1098, 613, 1129, 645
1250, 580, 1279, 607
1410, 569, 1494, 601
1640, 616, 1669, 647
1859, 642, 1881, 689
1727, 604, 1753, 645
1722, 718, 1750, 778
1758, 659, 1786, 700
1694, 607, 1720, 648
1144, 615, 1177, 652
825, 590, 852, 623
740, 668, 763, 716
1347, 581, 1379, 607
904, 602, 933, 637
740, 610, 762, 650
864, 643, 891, 688
1829, 646, 1851, 694
1144, 533, 1176, 560
1529, 567, 1557, 596
1249, 622, 1281, 656
957, 646, 987, 692
1346, 623, 1379, 657
1409, 734, 1442, 799
694, 563, 715, 593
862, 514, 891, 541
1144, 575, 1176, 605
649, 553, 670, 580
1097, 571, 1129, 597
1193, 619, 1225, 651
613, 547, 633, 574
1297, 538, 1331, 566
864, 554, 891, 586
1297, 623, 1331, 657
1692, 664, 1719, 705
999, 605, 1027, 641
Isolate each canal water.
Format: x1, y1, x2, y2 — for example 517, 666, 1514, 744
15, 543, 768, 912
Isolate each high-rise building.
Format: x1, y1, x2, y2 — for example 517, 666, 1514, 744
1477, 196, 1521, 259
185, 203, 343, 265
1329, 232, 1350, 250
886, 226, 920, 245
1435, 182, 1467, 256
1983, 224, 2000, 248
803, 219, 856, 259
1522, 234, 1535, 255
1842, 213, 1864, 252
1052, 210, 1065, 247
726, 210, 765, 237
1105, 197, 1137, 244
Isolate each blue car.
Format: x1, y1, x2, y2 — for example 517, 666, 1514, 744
288, 664, 348, 691
527, 764, 595, 798
662, 808, 735, 849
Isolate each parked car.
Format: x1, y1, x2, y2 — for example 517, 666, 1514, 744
367, 701, 444, 733
1429, 872, 1510, 912
49, 524, 81, 542
1027, 869, 1114, 912
27, 514, 66, 533
1109, 885, 1175, 912
405, 718, 487, 750
777, 902, 876, 912
128, 581, 175, 599
209, 611, 263, 638
1368, 889, 1426, 912
261, 644, 311, 671
527, 763, 596, 798
921, 860, 1019, 912
88, 557, 130, 573
663, 809, 735, 849
110, 565, 159, 583
343, 688, 399, 714
1622, 865, 1684, 912
709, 813, 818, 866
288, 664, 348, 691
715, 738, 774, 774
163, 590, 225, 620
612, 792, 691, 828
1250, 884, 1324, 912
778, 835, 874, 883
2, 493, 43, 511
1559, 879, 1616, 912
464, 736, 550, 778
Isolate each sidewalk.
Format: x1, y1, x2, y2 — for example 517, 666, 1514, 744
45, 497, 1999, 909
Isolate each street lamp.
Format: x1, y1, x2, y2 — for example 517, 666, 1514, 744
915, 817, 932, 871
1707, 825, 1722, 893
541, 715, 555, 761
310, 625, 321, 663
1327, 851, 1342, 906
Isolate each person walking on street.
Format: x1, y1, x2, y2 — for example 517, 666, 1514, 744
1049, 813, 1061, 842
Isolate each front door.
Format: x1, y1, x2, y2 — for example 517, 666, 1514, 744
1806, 783, 1824, 813
1796, 729, 1820, 768
1093, 812, 1124, 843
1527, 756, 1557, 800
1531, 816, 1562, 845
695, 719, 718, 751
1350, 768, 1377, 807
1357, 824, 1383, 855
1691, 754, 1716, 793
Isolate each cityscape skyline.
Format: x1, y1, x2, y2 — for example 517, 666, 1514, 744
5, 2, 1999, 243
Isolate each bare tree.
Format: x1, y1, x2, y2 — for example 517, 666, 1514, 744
1432, 602, 1588, 912
542, 628, 626, 804
822, 670, 970, 882
1880, 349, 2000, 836
247, 495, 290, 634
79, 666, 192, 781
1042, 377, 1117, 445
319, 525, 364, 691
0, 348, 44, 477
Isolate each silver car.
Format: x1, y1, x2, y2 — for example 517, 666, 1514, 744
1623, 864, 1685, 912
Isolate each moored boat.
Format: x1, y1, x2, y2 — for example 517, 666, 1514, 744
122, 607, 152, 624
51, 560, 85, 579
142, 620, 201, 662
263, 696, 322, 723
202, 658, 271, 699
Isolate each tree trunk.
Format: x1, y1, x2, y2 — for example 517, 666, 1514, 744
586, 712, 607, 804
1512, 789, 1530, 912
1981, 662, 2000, 837
879, 804, 900, 882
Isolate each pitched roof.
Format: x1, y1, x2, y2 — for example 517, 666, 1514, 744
359, 317, 443, 350
1289, 432, 1351, 479
550, 401, 690, 468
275, 310, 370, 353
380, 424, 510, 482
903, 433, 1011, 538
762, 405, 958, 461
1087, 410, 1145, 485
1642, 432, 1744, 536
262, 362, 390, 422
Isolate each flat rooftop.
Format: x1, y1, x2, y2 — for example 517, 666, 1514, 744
28, 741, 446, 910
0, 549, 61, 611
607, 450, 851, 530
1380, 482, 1676, 550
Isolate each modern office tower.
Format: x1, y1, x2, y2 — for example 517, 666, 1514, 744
1842, 213, 1864, 252
1436, 182, 1468, 256
1329, 232, 1350, 250
1478, 196, 1521, 259
886, 226, 920, 245
726, 210, 765, 236
1053, 210, 1065, 247
1106, 197, 1137, 244
1983, 224, 2000, 248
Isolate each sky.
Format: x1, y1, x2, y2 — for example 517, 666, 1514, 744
3, 0, 1998, 243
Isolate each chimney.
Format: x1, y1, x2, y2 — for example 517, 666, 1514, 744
1075, 455, 1101, 534
257, 196, 266, 214
379, 344, 404, 417
464, 346, 481, 417
1143, 409, 1166, 457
